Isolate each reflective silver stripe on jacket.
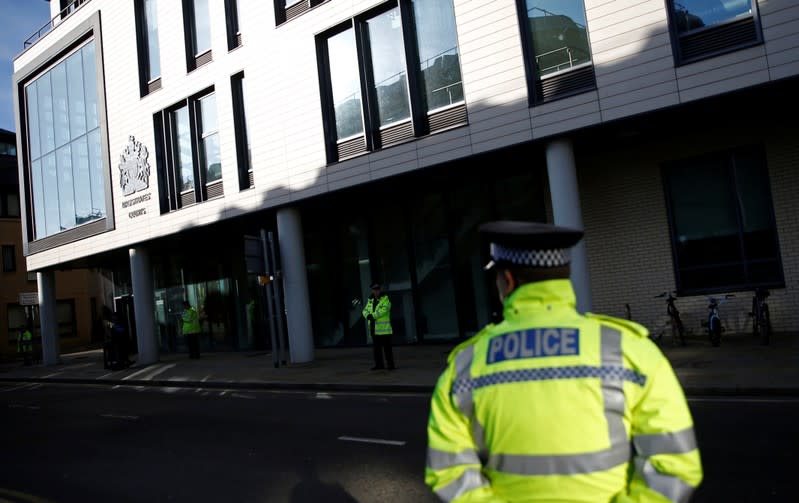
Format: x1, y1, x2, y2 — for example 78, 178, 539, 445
442, 326, 645, 477
632, 428, 698, 502
435, 468, 489, 502
636, 458, 696, 503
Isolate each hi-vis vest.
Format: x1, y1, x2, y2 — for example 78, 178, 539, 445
182, 307, 201, 335
18, 329, 33, 354
362, 295, 393, 336
426, 279, 702, 502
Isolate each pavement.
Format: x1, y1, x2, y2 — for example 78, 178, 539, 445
1, 331, 797, 396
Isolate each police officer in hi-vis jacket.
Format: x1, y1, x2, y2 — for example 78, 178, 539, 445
426, 221, 702, 502
362, 282, 395, 370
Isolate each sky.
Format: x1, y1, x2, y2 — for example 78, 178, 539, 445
0, 0, 52, 133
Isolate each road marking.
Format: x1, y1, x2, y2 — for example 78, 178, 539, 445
0, 487, 58, 503
231, 393, 256, 399
2, 383, 41, 392
8, 404, 40, 410
689, 396, 799, 404
338, 436, 406, 446
100, 413, 139, 420
315, 392, 332, 399
41, 372, 64, 378
123, 363, 177, 381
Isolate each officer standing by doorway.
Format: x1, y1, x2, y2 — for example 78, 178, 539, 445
425, 221, 702, 501
17, 324, 33, 366
362, 282, 395, 370
182, 300, 201, 359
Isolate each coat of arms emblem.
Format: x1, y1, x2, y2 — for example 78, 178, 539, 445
119, 136, 150, 196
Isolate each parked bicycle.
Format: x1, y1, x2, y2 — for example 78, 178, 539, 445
655, 291, 686, 346
704, 294, 734, 347
750, 287, 771, 346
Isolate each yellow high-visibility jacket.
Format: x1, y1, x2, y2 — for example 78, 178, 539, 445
426, 279, 702, 502
362, 295, 393, 336
182, 306, 201, 335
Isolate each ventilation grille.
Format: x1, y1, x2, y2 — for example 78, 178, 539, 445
536, 65, 596, 103
286, 1, 310, 22
248, 170, 254, 188
336, 136, 367, 161
147, 77, 162, 95
427, 104, 468, 132
180, 192, 196, 208
236, 33, 242, 47
28, 219, 108, 254
679, 18, 759, 63
379, 121, 414, 147
194, 49, 213, 69
206, 181, 224, 199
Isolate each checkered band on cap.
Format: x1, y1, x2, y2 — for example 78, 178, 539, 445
490, 243, 571, 268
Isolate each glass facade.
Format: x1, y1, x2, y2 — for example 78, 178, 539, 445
671, 0, 754, 33
327, 28, 362, 141
199, 94, 221, 184
192, 0, 212, 55
25, 40, 105, 240
367, 8, 410, 128
412, 0, 463, 111
143, 0, 161, 81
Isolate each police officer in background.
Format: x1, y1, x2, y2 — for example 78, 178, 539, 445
182, 300, 201, 359
362, 282, 395, 370
426, 221, 702, 502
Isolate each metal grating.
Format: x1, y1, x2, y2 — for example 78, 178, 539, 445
248, 170, 254, 188
206, 181, 224, 199
194, 49, 213, 68
427, 104, 468, 133
236, 32, 242, 47
147, 77, 162, 95
379, 121, 414, 147
679, 18, 758, 63
180, 191, 196, 208
537, 65, 596, 103
286, 1, 310, 22
28, 219, 108, 254
336, 136, 367, 160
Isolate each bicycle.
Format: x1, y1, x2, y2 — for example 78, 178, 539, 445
655, 291, 686, 346
750, 287, 771, 346
704, 294, 734, 347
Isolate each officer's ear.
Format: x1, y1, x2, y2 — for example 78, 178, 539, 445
495, 268, 516, 302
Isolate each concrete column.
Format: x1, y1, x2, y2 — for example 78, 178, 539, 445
546, 138, 592, 313
276, 207, 314, 363
130, 246, 158, 364
37, 270, 59, 366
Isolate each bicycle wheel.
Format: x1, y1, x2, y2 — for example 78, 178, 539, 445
759, 304, 770, 346
675, 318, 686, 346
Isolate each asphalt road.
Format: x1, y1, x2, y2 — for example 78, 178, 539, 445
1, 383, 795, 502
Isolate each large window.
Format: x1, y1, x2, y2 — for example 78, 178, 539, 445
666, 0, 762, 65
518, 0, 595, 104
317, 0, 465, 163
663, 146, 782, 294
24, 39, 105, 241
183, 0, 213, 71
135, 0, 161, 95
154, 89, 224, 213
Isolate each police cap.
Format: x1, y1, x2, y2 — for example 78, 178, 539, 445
479, 221, 584, 270
370, 282, 382, 290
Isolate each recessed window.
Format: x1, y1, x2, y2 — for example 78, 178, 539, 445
183, 0, 213, 71
518, 0, 596, 104
317, 0, 465, 163
24, 39, 106, 240
135, 0, 162, 95
663, 146, 782, 294
666, 0, 762, 65
225, 0, 241, 50
276, 0, 325, 25
154, 89, 224, 213
0, 191, 20, 218
231, 72, 252, 190
2, 245, 15, 272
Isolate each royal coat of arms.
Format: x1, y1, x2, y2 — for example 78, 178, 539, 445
119, 136, 150, 196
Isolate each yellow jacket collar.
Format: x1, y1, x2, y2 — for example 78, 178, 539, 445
503, 279, 577, 320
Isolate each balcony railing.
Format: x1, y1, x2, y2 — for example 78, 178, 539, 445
23, 0, 93, 51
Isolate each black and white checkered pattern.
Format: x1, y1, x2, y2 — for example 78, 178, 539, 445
490, 243, 570, 267
451, 365, 647, 395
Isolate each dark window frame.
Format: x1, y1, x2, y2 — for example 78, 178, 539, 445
665, 0, 763, 66
134, 0, 162, 96
515, 0, 597, 106
662, 145, 783, 295
182, 0, 213, 72
154, 87, 224, 213
230, 72, 252, 190
274, 0, 327, 26
224, 0, 242, 50
316, 0, 467, 164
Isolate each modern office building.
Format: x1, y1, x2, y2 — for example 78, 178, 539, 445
12, 0, 799, 365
